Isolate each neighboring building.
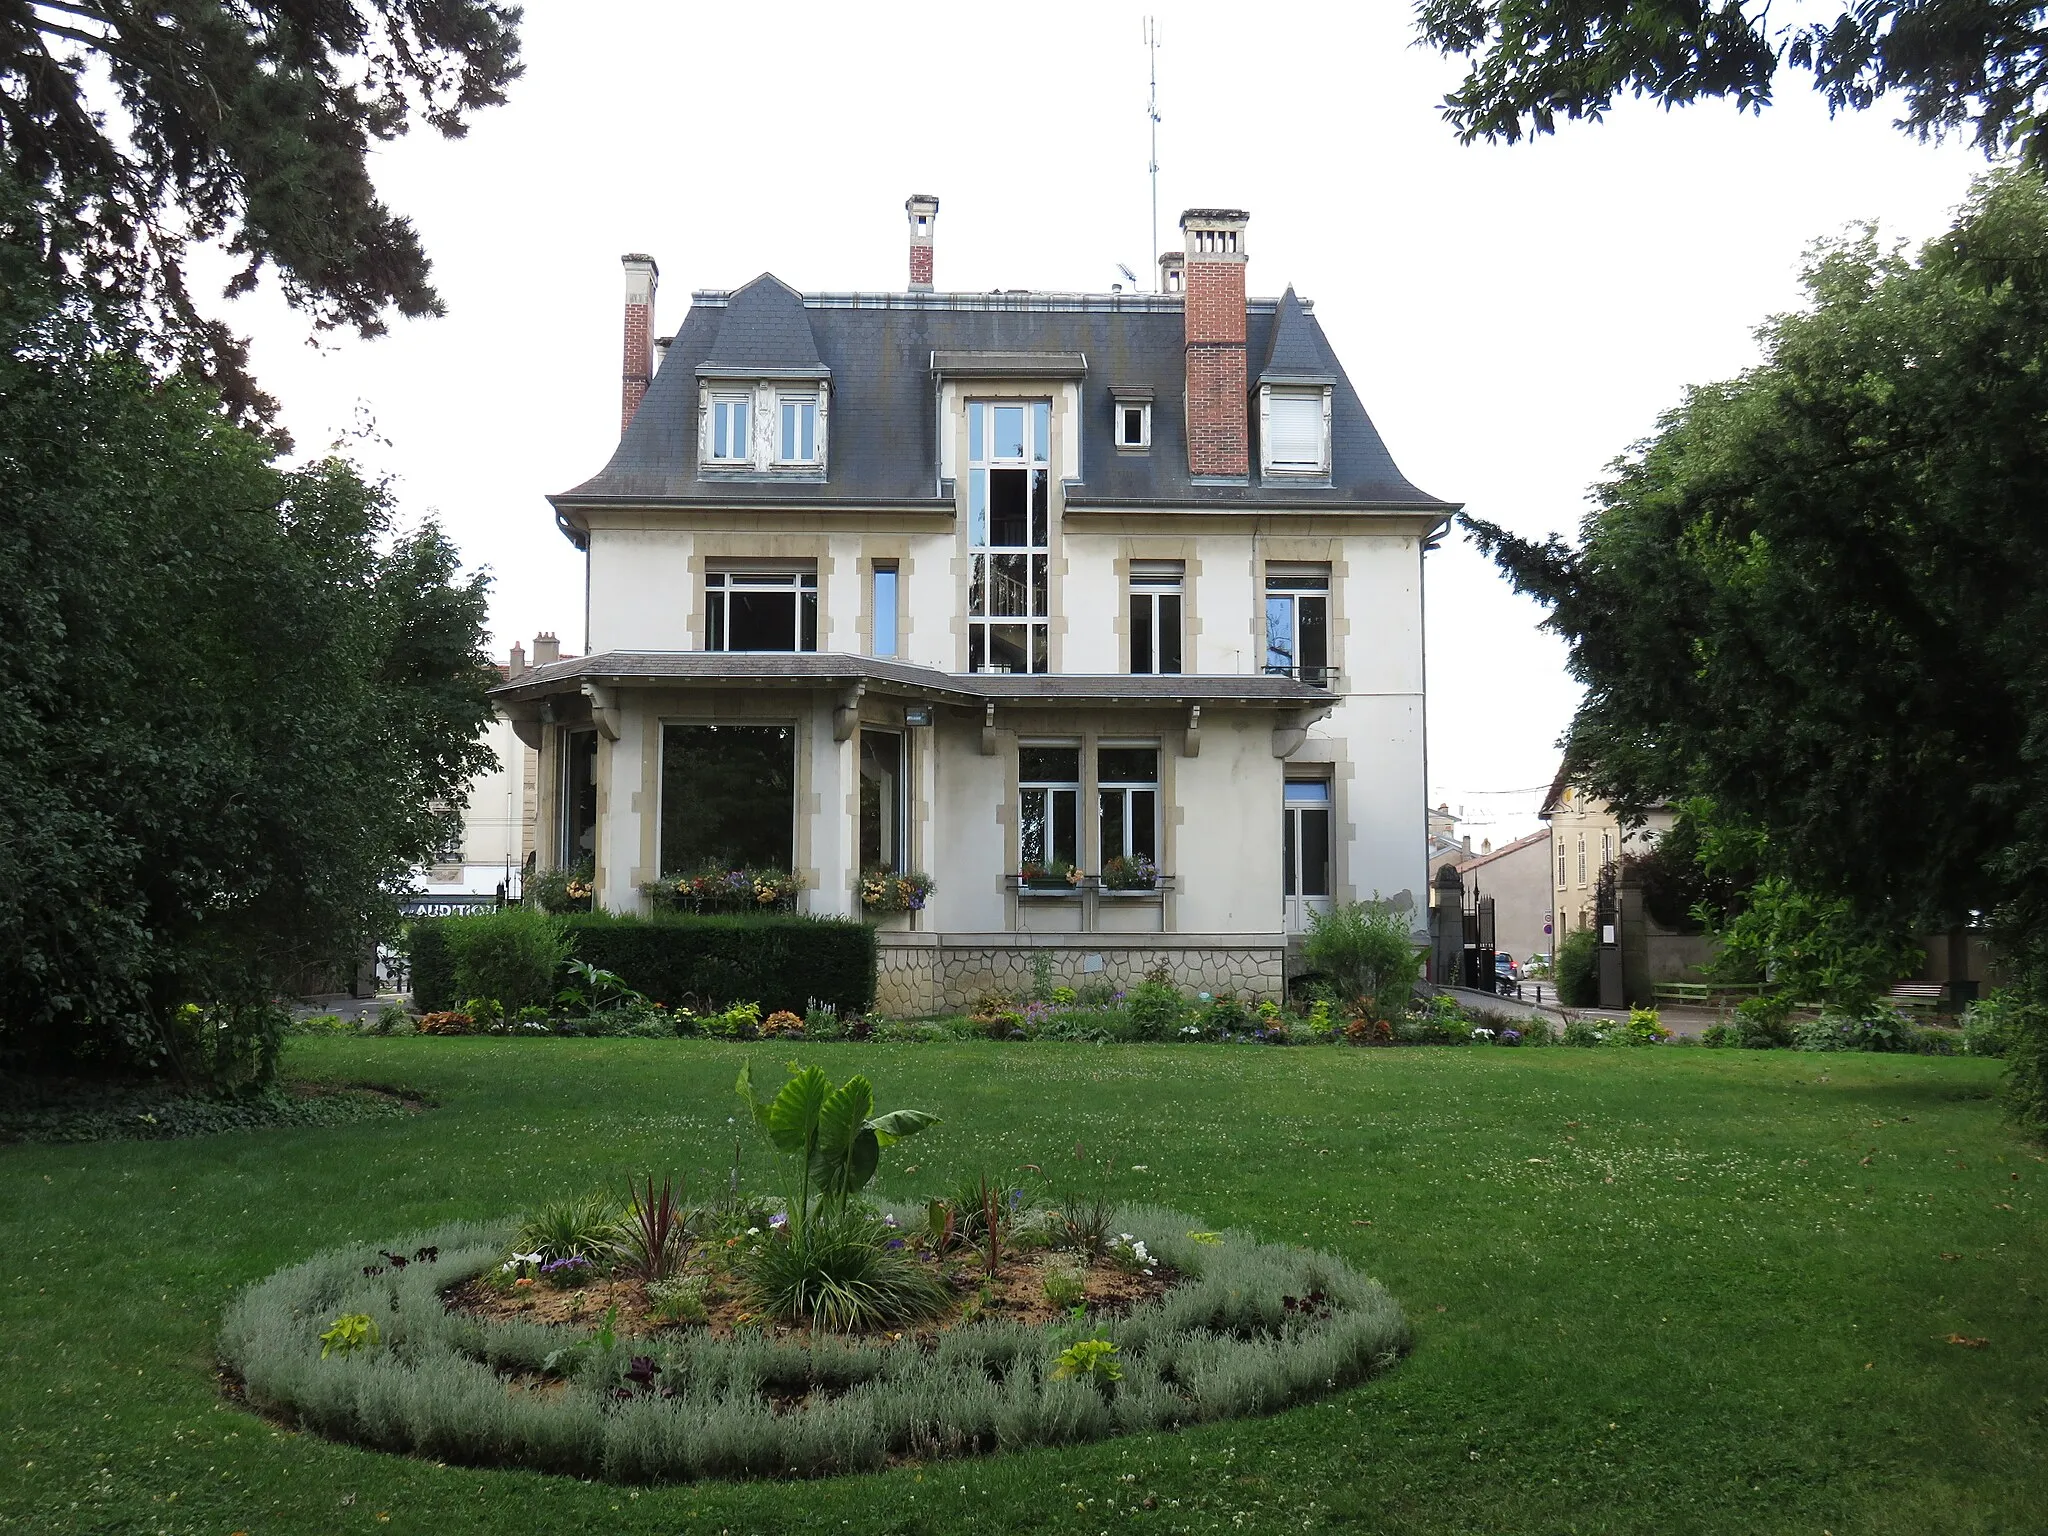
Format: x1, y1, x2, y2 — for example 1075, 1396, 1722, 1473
1452, 828, 1552, 965
493, 200, 1456, 1011
1539, 767, 1675, 938
1427, 802, 1466, 881
406, 634, 568, 917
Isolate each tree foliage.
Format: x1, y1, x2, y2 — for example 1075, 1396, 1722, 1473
1, 0, 522, 425
0, 262, 497, 1077
1417, 0, 2048, 166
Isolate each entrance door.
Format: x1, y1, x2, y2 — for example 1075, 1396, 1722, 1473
1282, 779, 1332, 932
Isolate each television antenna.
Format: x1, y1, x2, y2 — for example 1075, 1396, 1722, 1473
1144, 16, 1161, 289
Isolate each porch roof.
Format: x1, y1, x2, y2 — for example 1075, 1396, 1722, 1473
490, 650, 1332, 709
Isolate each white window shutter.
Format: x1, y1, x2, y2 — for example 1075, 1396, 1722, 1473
1267, 393, 1323, 468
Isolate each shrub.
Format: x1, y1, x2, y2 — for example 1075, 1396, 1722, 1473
1732, 994, 1793, 1048
2001, 998, 2048, 1137
1618, 1006, 1670, 1046
1961, 992, 2025, 1058
404, 918, 458, 1011
1301, 902, 1421, 1012
514, 1194, 621, 1264
1702, 1021, 1738, 1048
1554, 928, 1600, 1007
560, 911, 875, 1014
1561, 1018, 1607, 1047
1792, 1005, 1917, 1053
1122, 980, 1188, 1042
742, 1206, 948, 1331
442, 908, 569, 1015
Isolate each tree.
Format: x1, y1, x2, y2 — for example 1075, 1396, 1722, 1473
1, 0, 522, 426
1464, 170, 2048, 1113
0, 259, 497, 1078
1417, 1, 2048, 166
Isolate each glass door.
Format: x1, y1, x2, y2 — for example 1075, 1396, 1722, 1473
1282, 779, 1332, 932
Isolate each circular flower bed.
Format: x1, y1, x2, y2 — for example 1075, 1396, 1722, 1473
220, 1207, 1408, 1483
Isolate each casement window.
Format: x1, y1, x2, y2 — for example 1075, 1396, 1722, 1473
1097, 745, 1159, 867
1557, 838, 1568, 889
659, 723, 793, 873
967, 399, 1052, 674
778, 393, 818, 463
709, 395, 751, 461
1018, 744, 1080, 871
559, 727, 598, 867
1601, 830, 1613, 868
429, 805, 464, 863
1577, 833, 1587, 886
1115, 400, 1150, 450
1264, 565, 1331, 685
1283, 778, 1333, 907
1260, 385, 1330, 476
859, 729, 906, 872
705, 570, 818, 652
1129, 561, 1182, 675
871, 564, 899, 657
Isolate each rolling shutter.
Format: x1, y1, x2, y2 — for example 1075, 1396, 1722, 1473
1266, 392, 1324, 468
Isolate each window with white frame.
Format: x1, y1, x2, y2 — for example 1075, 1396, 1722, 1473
778, 392, 818, 463
1097, 745, 1158, 871
709, 394, 751, 462
1018, 743, 1080, 878
706, 570, 818, 652
1557, 836, 1568, 889
967, 399, 1052, 674
870, 563, 899, 657
1129, 561, 1182, 675
1261, 386, 1329, 475
1264, 565, 1331, 685
1601, 830, 1613, 868
1576, 833, 1587, 886
1114, 398, 1150, 450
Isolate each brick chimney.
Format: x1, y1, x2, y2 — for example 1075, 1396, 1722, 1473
533, 632, 561, 667
1179, 209, 1249, 480
620, 253, 659, 434
905, 194, 939, 291
508, 640, 527, 676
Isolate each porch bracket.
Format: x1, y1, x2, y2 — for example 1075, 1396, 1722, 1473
1271, 704, 1335, 759
833, 683, 866, 744
980, 701, 998, 756
503, 702, 544, 752
581, 681, 622, 742
1182, 703, 1201, 757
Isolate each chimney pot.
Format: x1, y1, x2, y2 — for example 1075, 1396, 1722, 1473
1179, 208, 1250, 480
905, 194, 940, 291
620, 253, 659, 436
1158, 250, 1185, 294
533, 632, 561, 667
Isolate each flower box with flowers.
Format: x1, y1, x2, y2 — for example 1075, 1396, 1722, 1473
640, 866, 804, 915
1099, 854, 1163, 895
1016, 860, 1083, 895
860, 867, 935, 914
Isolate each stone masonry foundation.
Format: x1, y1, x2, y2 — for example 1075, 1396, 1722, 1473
875, 932, 1286, 1016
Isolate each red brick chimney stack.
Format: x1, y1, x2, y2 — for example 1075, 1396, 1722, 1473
1179, 209, 1250, 480
620, 253, 659, 434
906, 194, 939, 292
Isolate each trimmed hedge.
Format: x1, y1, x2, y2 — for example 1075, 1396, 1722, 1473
407, 910, 876, 1015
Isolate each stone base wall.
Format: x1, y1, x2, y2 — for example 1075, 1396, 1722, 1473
875, 933, 1287, 1016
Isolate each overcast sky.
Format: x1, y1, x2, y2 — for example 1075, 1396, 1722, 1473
215, 0, 1986, 843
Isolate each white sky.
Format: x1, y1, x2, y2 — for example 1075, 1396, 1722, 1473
216, 0, 1986, 844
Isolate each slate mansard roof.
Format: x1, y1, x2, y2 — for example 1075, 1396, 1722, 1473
554, 274, 1453, 515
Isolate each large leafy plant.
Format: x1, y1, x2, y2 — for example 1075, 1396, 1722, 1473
734, 1063, 936, 1241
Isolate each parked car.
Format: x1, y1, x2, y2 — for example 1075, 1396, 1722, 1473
1494, 953, 1519, 988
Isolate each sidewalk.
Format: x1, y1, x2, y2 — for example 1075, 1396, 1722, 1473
1438, 985, 1723, 1039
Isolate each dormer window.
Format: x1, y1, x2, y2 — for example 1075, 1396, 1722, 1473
779, 393, 818, 463
1110, 385, 1152, 453
1260, 385, 1329, 476
710, 394, 751, 461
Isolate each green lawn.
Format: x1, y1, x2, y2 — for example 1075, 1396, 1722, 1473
3, 1040, 2042, 1535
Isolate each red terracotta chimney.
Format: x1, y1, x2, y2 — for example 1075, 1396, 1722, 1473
906, 195, 939, 292
620, 253, 659, 433
1179, 209, 1249, 480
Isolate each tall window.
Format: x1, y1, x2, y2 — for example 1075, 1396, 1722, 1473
429, 806, 464, 863
710, 395, 750, 461
659, 724, 793, 873
967, 399, 1051, 674
1601, 830, 1613, 868
778, 394, 818, 463
559, 728, 597, 867
1557, 837, 1567, 888
1283, 779, 1332, 906
1129, 562, 1182, 675
706, 571, 818, 652
859, 730, 905, 871
1265, 568, 1330, 685
1576, 833, 1587, 886
1097, 746, 1158, 867
1018, 744, 1079, 872
871, 564, 899, 657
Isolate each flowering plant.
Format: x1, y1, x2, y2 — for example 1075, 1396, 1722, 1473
1099, 854, 1159, 891
860, 867, 935, 913
526, 860, 594, 914
641, 865, 805, 914
1107, 1232, 1156, 1273
1018, 859, 1082, 889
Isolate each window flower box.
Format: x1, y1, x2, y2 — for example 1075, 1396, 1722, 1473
1099, 855, 1162, 894
861, 867, 934, 914
1016, 860, 1083, 896
640, 865, 804, 914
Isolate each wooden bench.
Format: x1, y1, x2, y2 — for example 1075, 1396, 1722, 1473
1889, 982, 1948, 1015
1652, 982, 1762, 1009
